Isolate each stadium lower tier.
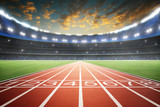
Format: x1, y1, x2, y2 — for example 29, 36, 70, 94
0, 35, 160, 60
0, 54, 160, 60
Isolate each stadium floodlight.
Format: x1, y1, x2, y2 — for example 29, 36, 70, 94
123, 35, 128, 39
8, 39, 10, 42
82, 40, 87, 43
55, 32, 61, 35
21, 22, 31, 28
31, 34, 37, 39
101, 39, 107, 42
141, 7, 160, 23
30, 26, 39, 31
0, 10, 14, 20
21, 49, 24, 52
72, 40, 78, 43
62, 39, 68, 42
146, 28, 153, 33
7, 27, 14, 32
43, 30, 50, 33
52, 38, 58, 41
111, 22, 138, 33
42, 36, 48, 40
134, 33, 140, 37
39, 29, 43, 32
87, 34, 93, 36
112, 37, 117, 41
65, 33, 71, 36
0, 10, 5, 15
76, 34, 82, 36
98, 33, 104, 35
92, 39, 97, 43
20, 32, 26, 36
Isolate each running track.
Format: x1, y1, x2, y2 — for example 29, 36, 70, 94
0, 61, 160, 107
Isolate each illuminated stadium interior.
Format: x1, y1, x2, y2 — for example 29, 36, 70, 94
0, 3, 160, 60
0, 1, 160, 107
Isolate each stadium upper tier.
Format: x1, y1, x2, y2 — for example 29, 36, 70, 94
0, 8, 160, 43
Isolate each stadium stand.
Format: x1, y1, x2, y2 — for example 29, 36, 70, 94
0, 35, 159, 60
0, 8, 160, 60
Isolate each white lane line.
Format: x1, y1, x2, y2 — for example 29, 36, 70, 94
89, 63, 160, 93
79, 63, 83, 107
83, 64, 122, 107
39, 63, 78, 107
0, 63, 75, 107
0, 63, 74, 93
88, 64, 160, 107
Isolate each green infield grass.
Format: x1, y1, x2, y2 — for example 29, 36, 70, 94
0, 60, 74, 81
86, 61, 160, 81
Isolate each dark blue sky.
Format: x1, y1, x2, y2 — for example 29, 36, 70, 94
0, 0, 160, 34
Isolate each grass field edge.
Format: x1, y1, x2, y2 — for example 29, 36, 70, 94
85, 61, 160, 82
105, 67, 160, 82
0, 61, 75, 83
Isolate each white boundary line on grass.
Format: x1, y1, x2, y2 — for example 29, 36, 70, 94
39, 63, 78, 107
83, 63, 122, 107
88, 64, 160, 107
0, 63, 76, 107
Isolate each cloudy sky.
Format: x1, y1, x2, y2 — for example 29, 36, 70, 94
0, 0, 160, 35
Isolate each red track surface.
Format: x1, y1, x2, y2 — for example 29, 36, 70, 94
0, 61, 160, 107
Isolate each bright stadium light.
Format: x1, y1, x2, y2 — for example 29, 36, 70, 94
52, 38, 58, 41
65, 33, 71, 36
7, 27, 14, 32
21, 22, 31, 28
92, 39, 97, 43
42, 36, 47, 40
31, 34, 37, 38
98, 33, 104, 35
82, 40, 87, 43
0, 10, 5, 15
43, 30, 50, 33
20, 32, 26, 36
72, 40, 78, 43
141, 7, 160, 23
123, 35, 128, 39
30, 26, 39, 31
62, 39, 68, 42
76, 34, 82, 36
87, 34, 93, 36
134, 33, 140, 37
101, 39, 107, 42
110, 22, 138, 34
55, 32, 61, 35
112, 37, 117, 41
146, 28, 153, 33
